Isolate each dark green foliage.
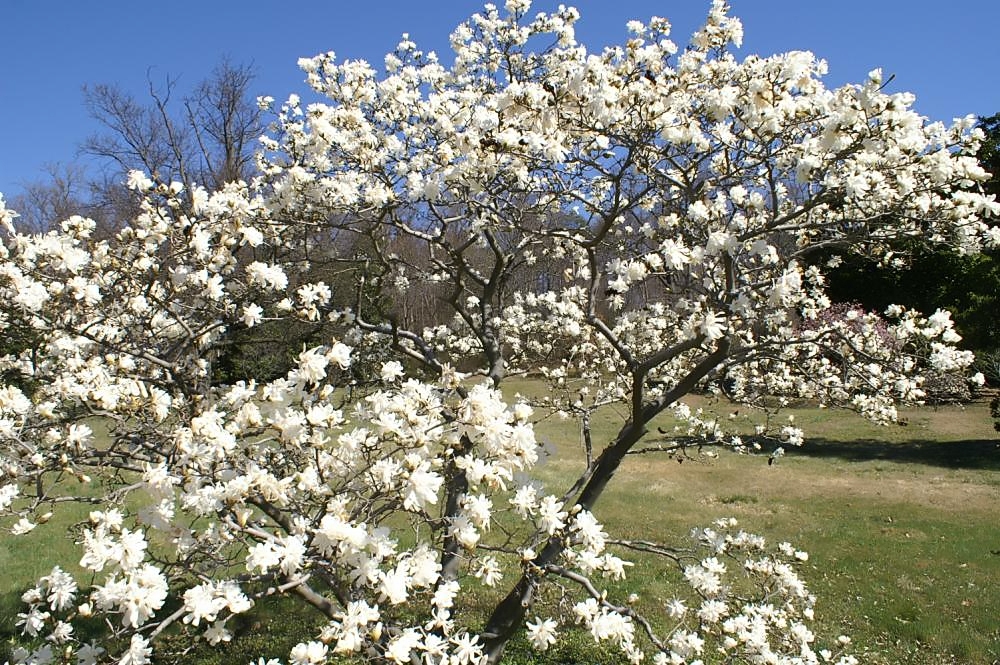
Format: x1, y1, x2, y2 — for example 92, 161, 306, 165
976, 113, 1000, 200
209, 277, 396, 387
973, 348, 1000, 385
0, 312, 42, 393
820, 113, 1000, 354
823, 246, 1000, 352
212, 318, 324, 385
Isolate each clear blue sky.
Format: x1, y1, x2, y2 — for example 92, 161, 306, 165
2, 1, 998, 200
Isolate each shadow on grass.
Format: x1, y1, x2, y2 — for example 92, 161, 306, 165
0, 590, 20, 652
785, 437, 1000, 471
0, 589, 113, 662
0, 588, 326, 665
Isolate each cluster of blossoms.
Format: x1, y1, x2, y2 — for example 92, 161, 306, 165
2, 0, 998, 663
267, 0, 995, 424
542, 519, 859, 665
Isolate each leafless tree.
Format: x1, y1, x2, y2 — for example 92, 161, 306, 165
12, 59, 264, 235
8, 163, 97, 232
185, 59, 263, 190
82, 58, 264, 206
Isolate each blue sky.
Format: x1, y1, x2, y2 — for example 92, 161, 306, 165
2, 1, 998, 200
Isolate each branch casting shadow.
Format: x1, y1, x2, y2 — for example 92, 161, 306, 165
784, 437, 1000, 471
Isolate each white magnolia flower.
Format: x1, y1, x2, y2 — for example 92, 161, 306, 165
700, 311, 727, 341
119, 634, 152, 665
328, 341, 352, 369
380, 360, 405, 382
242, 303, 264, 327
526, 617, 559, 651
289, 640, 328, 665
11, 517, 36, 535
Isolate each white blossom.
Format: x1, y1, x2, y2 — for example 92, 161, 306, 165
2, 3, 986, 663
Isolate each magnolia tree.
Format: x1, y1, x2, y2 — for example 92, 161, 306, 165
2, 2, 998, 664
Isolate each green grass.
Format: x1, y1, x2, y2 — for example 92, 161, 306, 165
0, 476, 101, 641
512, 383, 1000, 664
3, 391, 999, 664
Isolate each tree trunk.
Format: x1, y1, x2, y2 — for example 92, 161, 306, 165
480, 340, 730, 663
480, 419, 645, 663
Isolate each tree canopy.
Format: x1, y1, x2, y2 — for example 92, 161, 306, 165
1, 2, 996, 665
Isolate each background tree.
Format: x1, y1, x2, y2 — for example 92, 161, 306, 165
82, 59, 337, 383
82, 58, 264, 198
1, 3, 997, 665
6, 163, 95, 232
7, 58, 265, 237
975, 112, 1000, 200
820, 113, 1000, 370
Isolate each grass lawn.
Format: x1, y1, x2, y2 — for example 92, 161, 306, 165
523, 389, 1000, 665
2, 389, 998, 664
